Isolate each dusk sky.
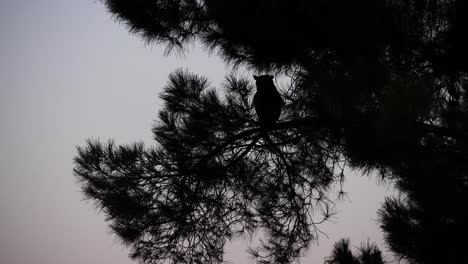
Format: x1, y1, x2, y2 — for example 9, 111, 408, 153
0, 1, 393, 263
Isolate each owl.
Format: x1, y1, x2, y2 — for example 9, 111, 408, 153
253, 75, 283, 128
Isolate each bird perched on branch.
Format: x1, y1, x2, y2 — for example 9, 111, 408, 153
253, 75, 283, 128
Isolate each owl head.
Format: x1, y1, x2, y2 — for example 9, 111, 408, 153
253, 75, 274, 91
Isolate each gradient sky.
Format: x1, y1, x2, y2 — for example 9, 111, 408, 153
0, 1, 393, 263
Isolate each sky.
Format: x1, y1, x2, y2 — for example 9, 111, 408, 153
0, 1, 393, 263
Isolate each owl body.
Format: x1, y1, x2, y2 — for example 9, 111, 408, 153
253, 75, 283, 128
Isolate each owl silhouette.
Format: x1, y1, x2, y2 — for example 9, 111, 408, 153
253, 75, 283, 128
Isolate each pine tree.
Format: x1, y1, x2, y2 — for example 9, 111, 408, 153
75, 1, 468, 263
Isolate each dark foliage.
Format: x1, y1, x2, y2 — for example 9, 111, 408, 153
325, 238, 386, 264
378, 130, 468, 263
325, 239, 360, 264
75, 1, 468, 263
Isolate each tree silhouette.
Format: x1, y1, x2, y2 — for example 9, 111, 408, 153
378, 129, 468, 264
75, 70, 342, 263
75, 1, 468, 263
324, 238, 386, 264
